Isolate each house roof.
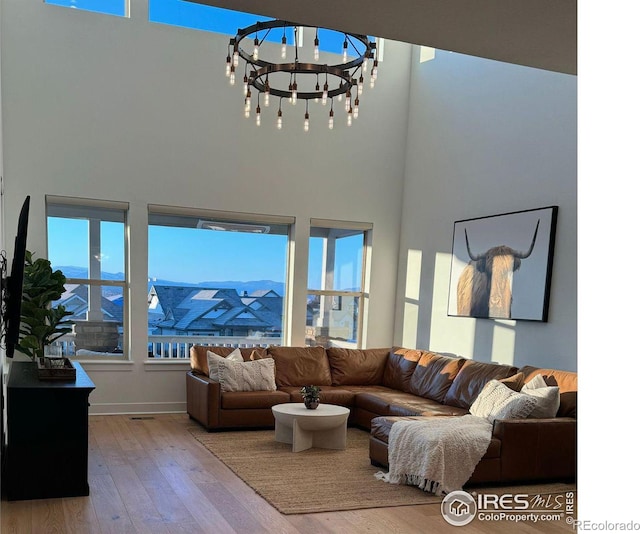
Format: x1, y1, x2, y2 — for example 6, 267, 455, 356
55, 284, 124, 323
149, 284, 283, 332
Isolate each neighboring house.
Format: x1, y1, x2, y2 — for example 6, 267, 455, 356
148, 285, 283, 337
55, 284, 124, 325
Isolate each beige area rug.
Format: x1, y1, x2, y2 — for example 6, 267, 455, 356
190, 426, 575, 515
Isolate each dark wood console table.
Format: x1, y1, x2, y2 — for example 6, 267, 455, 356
5, 361, 95, 501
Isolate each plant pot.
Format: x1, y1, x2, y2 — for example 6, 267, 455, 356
304, 399, 319, 410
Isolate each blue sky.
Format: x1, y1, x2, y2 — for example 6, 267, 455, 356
49, 218, 362, 288
148, 226, 288, 284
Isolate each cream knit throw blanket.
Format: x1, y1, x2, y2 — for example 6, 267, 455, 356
375, 415, 493, 496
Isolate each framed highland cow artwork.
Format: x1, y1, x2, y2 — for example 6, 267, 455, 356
447, 206, 558, 322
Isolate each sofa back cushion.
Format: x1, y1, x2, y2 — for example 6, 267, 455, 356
267, 346, 332, 387
443, 360, 518, 409
519, 366, 577, 418
190, 345, 268, 376
382, 348, 422, 392
408, 351, 466, 402
327, 348, 389, 386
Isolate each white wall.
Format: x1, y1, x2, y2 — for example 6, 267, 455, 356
0, 0, 411, 412
395, 48, 577, 371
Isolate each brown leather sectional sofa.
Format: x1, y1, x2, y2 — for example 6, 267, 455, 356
186, 345, 577, 485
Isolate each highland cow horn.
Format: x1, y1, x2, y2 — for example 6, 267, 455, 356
514, 219, 540, 259
464, 229, 484, 261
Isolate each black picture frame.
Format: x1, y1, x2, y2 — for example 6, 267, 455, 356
447, 206, 558, 322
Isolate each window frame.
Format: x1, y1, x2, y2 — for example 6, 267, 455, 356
147, 204, 294, 358
46, 195, 130, 361
307, 219, 372, 349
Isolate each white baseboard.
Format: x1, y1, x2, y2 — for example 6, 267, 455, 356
89, 401, 187, 415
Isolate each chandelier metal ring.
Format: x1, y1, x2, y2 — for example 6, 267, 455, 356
225, 19, 379, 130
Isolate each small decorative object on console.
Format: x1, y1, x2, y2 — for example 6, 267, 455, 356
300, 385, 321, 410
37, 356, 76, 381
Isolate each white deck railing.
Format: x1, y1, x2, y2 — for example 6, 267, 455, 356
147, 335, 282, 359
50, 334, 281, 359
51, 333, 361, 358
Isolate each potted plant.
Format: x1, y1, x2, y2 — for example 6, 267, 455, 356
300, 385, 321, 410
16, 250, 73, 365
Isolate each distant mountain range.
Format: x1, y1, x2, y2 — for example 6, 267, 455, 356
54, 266, 285, 297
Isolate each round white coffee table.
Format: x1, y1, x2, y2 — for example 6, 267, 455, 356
271, 403, 350, 452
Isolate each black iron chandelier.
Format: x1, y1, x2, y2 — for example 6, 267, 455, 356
225, 20, 379, 131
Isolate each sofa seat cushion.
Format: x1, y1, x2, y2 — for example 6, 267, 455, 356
519, 366, 577, 418
278, 386, 356, 407
408, 351, 466, 402
267, 346, 333, 387
444, 360, 519, 410
355, 390, 468, 417
327, 347, 389, 386
221, 390, 290, 410
370, 416, 501, 459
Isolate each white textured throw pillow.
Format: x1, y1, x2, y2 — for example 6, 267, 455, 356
470, 380, 538, 423
522, 374, 561, 418
207, 348, 244, 382
218, 358, 277, 392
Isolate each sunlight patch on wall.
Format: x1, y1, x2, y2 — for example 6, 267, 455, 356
490, 320, 516, 365
402, 302, 420, 348
405, 249, 422, 300
401, 249, 422, 348
419, 46, 435, 63
430, 252, 476, 357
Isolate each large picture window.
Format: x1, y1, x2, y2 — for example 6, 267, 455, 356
147, 207, 292, 358
47, 197, 129, 359
307, 221, 371, 348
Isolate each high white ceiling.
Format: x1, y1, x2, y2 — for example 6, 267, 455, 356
188, 0, 577, 75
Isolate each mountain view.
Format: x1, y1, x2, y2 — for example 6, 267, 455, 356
54, 266, 286, 296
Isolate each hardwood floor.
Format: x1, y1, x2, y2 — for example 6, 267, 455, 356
1, 414, 575, 533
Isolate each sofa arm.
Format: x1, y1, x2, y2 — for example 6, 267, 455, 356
186, 371, 221, 430
492, 417, 576, 482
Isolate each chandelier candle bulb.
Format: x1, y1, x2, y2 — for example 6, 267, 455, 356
281, 35, 287, 58
328, 108, 334, 130
277, 108, 283, 130
233, 50, 239, 67
256, 105, 261, 126
253, 37, 259, 60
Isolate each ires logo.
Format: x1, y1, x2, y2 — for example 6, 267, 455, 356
477, 493, 566, 510
476, 494, 530, 510
442, 490, 573, 527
